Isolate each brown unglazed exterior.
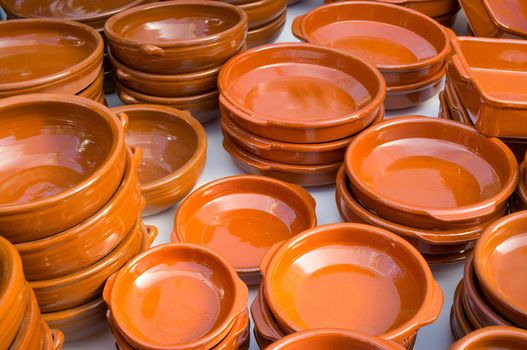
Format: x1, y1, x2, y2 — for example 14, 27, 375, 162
239, 0, 287, 29
323, 0, 460, 18
450, 326, 527, 350
246, 9, 286, 48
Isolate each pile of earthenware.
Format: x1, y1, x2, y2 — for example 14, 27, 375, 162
0, 236, 64, 350
450, 211, 527, 340
252, 223, 443, 349
103, 244, 250, 350
218, 43, 386, 186
449, 326, 527, 349
106, 0, 248, 123
0, 94, 155, 341
292, 1, 452, 110
337, 116, 519, 264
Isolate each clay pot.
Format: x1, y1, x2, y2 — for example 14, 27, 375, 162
246, 9, 286, 48
450, 326, 527, 349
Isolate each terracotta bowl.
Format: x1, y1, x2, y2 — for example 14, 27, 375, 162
9, 287, 45, 350
345, 116, 519, 230
104, 0, 248, 74
30, 221, 156, 313
450, 326, 527, 350
172, 175, 317, 284
474, 211, 527, 328
246, 9, 286, 48
0, 94, 127, 243
292, 2, 450, 86
450, 281, 475, 341
103, 243, 248, 350
113, 105, 207, 216
323, 0, 460, 18
239, 0, 287, 29
16, 146, 142, 280
218, 43, 385, 143
261, 223, 444, 346
223, 135, 341, 186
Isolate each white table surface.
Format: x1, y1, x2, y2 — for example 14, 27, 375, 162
63, 2, 474, 349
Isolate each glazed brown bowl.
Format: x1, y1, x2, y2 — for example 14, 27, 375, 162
292, 2, 450, 86
104, 0, 248, 74
0, 94, 127, 243
323, 0, 460, 18
345, 116, 519, 230
261, 223, 443, 346
0, 19, 103, 97
15, 146, 142, 280
450, 326, 527, 350
240, 0, 287, 29
246, 9, 286, 48
113, 105, 207, 216
9, 287, 44, 350
219, 43, 385, 143
172, 175, 317, 284
103, 243, 248, 350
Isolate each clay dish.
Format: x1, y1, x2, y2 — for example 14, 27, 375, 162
239, 0, 286, 29
9, 287, 44, 350
104, 0, 248, 74
103, 243, 248, 350
323, 0, 460, 18
460, 0, 527, 38
172, 175, 317, 284
218, 43, 385, 143
246, 9, 286, 48
292, 2, 450, 86
0, 19, 103, 97
450, 326, 527, 350
345, 116, 518, 230
474, 211, 527, 328
261, 223, 444, 345
113, 105, 207, 216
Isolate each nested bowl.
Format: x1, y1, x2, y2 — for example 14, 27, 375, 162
78, 69, 104, 101
450, 281, 474, 341
450, 326, 527, 350
9, 286, 44, 350
246, 9, 286, 48
104, 0, 248, 74
239, 0, 287, 29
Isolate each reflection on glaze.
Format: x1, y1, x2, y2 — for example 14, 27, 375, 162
9, 0, 137, 18
472, 68, 527, 100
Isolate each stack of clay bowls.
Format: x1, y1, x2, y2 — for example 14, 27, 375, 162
0, 94, 155, 342
450, 326, 527, 349
450, 211, 527, 340
292, 1, 452, 110
218, 43, 386, 186
106, 0, 248, 123
0, 18, 104, 103
0, 236, 64, 350
338, 116, 519, 264
252, 223, 443, 349
103, 243, 250, 350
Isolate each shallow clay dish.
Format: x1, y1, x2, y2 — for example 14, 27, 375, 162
345, 116, 518, 230
261, 223, 444, 345
172, 175, 317, 284
240, 0, 286, 29
460, 0, 527, 38
103, 243, 248, 350
113, 105, 207, 216
9, 287, 44, 350
323, 0, 460, 18
0, 19, 103, 97
246, 9, 286, 48
218, 43, 385, 143
450, 326, 527, 350
292, 2, 450, 86
104, 1, 248, 74
474, 211, 527, 328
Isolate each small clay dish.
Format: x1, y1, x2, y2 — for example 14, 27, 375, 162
222, 109, 384, 166
261, 223, 444, 345
172, 175, 317, 285
292, 2, 450, 86
16, 146, 142, 280
0, 94, 127, 243
77, 69, 104, 101
451, 281, 475, 341
115, 80, 219, 123
9, 287, 44, 350
240, 0, 286, 29
460, 0, 527, 38
246, 9, 286, 48
41, 322, 64, 350
223, 135, 341, 187
474, 210, 527, 328
30, 221, 155, 313
345, 116, 519, 230
218, 43, 385, 143
323, 0, 460, 18
104, 1, 248, 74
113, 105, 207, 216
103, 243, 248, 350
451, 326, 527, 350
0, 19, 103, 97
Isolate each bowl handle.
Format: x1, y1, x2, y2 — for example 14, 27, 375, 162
140, 44, 165, 57
416, 281, 444, 327
103, 273, 117, 307
233, 278, 249, 315
259, 242, 283, 277
115, 111, 129, 130
291, 15, 306, 41
219, 95, 269, 126
250, 291, 283, 341
118, 90, 140, 105
222, 137, 272, 171
129, 145, 144, 172
115, 69, 132, 83
450, 55, 471, 82
424, 202, 497, 222
290, 183, 317, 211
51, 329, 64, 350
144, 225, 159, 247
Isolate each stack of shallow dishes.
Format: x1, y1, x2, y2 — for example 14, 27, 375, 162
338, 117, 519, 264
218, 43, 386, 186
292, 2, 452, 110
450, 326, 527, 349
0, 94, 155, 342
0, 236, 64, 350
106, 0, 248, 123
0, 19, 104, 103
450, 211, 527, 340
252, 223, 443, 349
104, 244, 250, 350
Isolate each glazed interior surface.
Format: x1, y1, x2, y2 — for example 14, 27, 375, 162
350, 120, 508, 209
269, 228, 426, 335
485, 0, 527, 34
0, 22, 96, 84
125, 110, 198, 184
112, 5, 239, 42
0, 102, 113, 206
179, 179, 312, 269
3, 0, 139, 18
115, 247, 236, 346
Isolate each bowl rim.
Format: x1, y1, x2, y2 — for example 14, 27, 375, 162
450, 326, 527, 350
481, 0, 527, 38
